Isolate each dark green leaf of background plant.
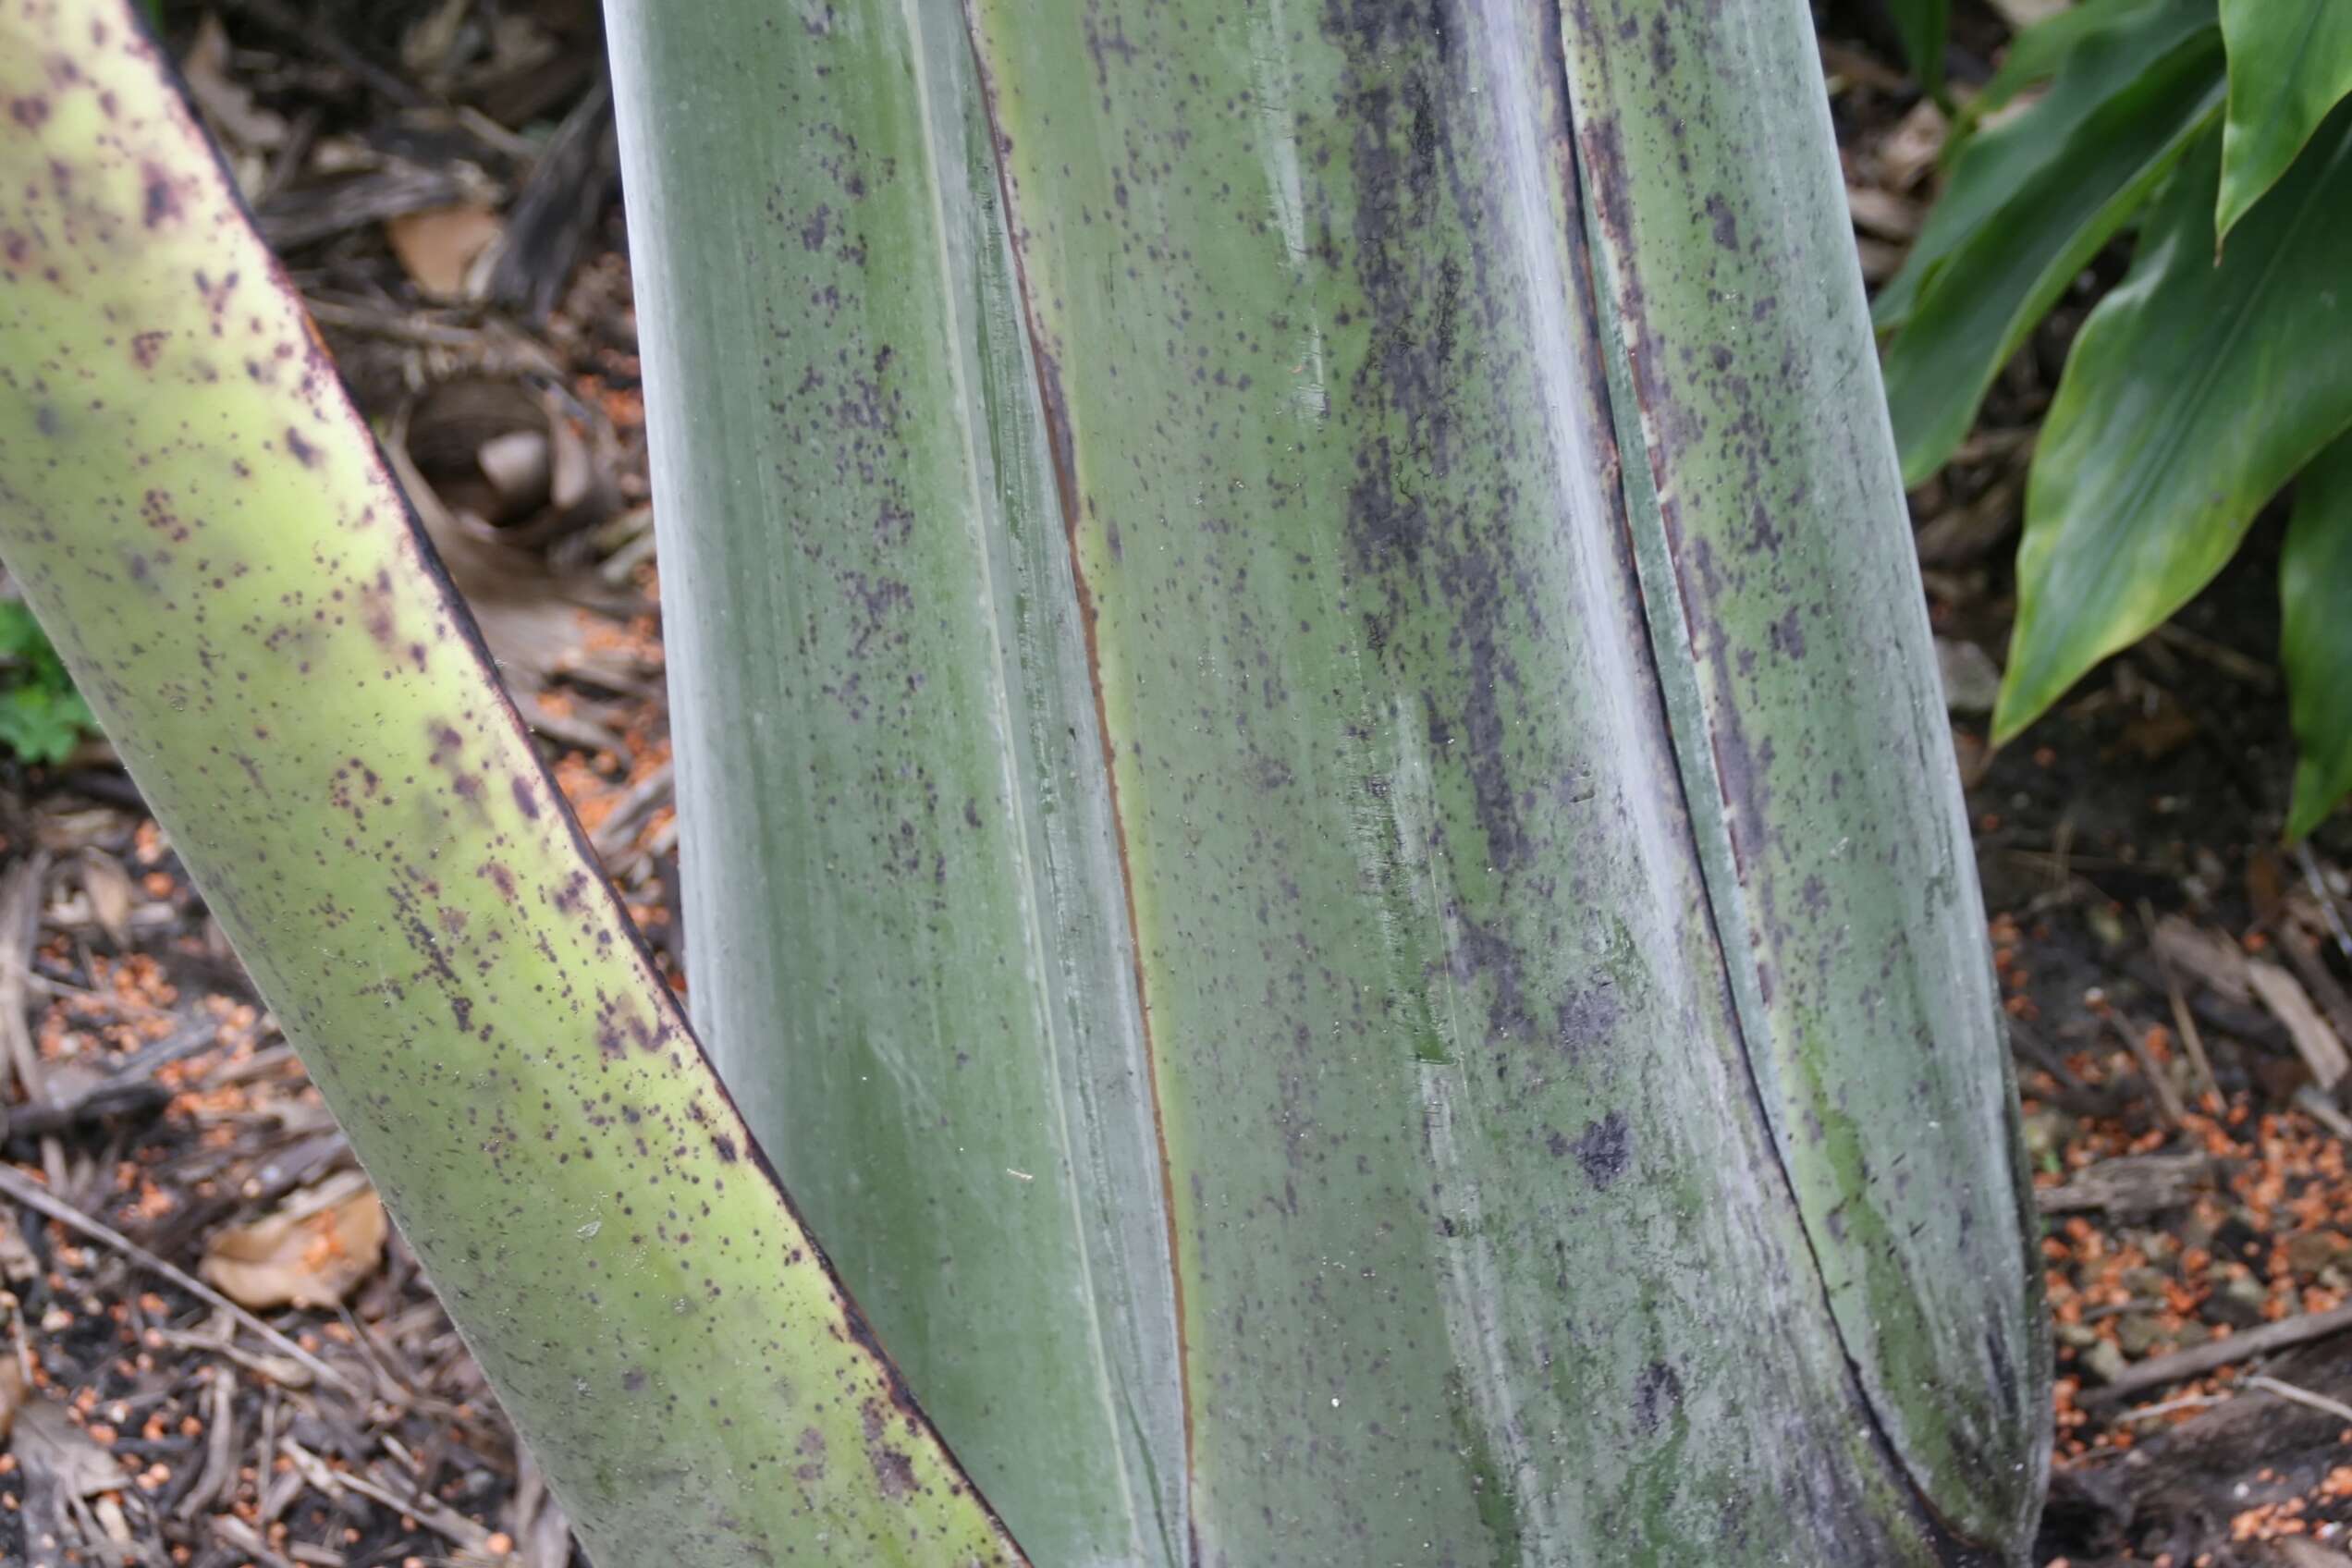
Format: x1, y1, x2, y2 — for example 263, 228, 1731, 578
0, 604, 92, 766
1975, 0, 2215, 123
1874, 0, 2218, 337
2216, 0, 2352, 240
1878, 21, 2223, 483
1886, 0, 1950, 95
1998, 108, 2352, 743
2282, 435, 2352, 841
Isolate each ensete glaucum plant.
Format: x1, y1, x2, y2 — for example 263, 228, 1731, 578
0, 0, 2049, 1562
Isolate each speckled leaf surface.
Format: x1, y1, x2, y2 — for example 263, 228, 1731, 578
606, 2, 1183, 1562
0, 4, 1022, 1563
942, 0, 2045, 1558
1563, 0, 2050, 1549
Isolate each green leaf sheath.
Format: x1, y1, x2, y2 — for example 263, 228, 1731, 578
2281, 436, 2352, 841
1879, 3, 2223, 482
621, 0, 2040, 1557
605, 2, 1186, 1562
2216, 0, 2352, 240
1562, 0, 2048, 1550
1999, 106, 2352, 741
0, 5, 1023, 1564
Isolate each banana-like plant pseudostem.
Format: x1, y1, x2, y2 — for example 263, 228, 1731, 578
0, 0, 2049, 1562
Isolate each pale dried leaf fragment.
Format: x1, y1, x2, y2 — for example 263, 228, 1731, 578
1936, 638, 2003, 715
2248, 959, 2351, 1091
1847, 183, 1919, 242
479, 429, 553, 508
2154, 915, 2254, 1004
387, 203, 506, 300
1985, 0, 2071, 31
1880, 99, 1951, 192
0, 1356, 23, 1440
11, 1398, 129, 1501
69, 852, 133, 949
199, 1171, 387, 1309
179, 15, 288, 153
0, 1205, 36, 1282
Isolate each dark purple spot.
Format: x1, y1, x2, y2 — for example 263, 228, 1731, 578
1705, 192, 1737, 251
1572, 1109, 1631, 1189
141, 164, 180, 227
1633, 1359, 1683, 1435
1769, 607, 1806, 660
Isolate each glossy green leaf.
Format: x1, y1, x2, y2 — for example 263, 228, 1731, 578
1999, 108, 2352, 741
2281, 435, 2352, 840
0, 5, 1023, 1563
625, 0, 2047, 1557
1877, 9, 2223, 483
1877, 0, 2218, 335
1888, 0, 1952, 95
1977, 0, 2212, 119
2216, 0, 2352, 240
0, 603, 95, 765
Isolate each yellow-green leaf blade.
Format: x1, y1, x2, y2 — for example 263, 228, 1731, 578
0, 6, 1023, 1562
2217, 0, 2352, 239
1998, 107, 2352, 741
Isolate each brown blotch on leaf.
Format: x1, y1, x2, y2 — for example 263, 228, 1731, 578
8, 96, 49, 129
794, 1427, 827, 1483
285, 426, 319, 467
869, 1444, 916, 1500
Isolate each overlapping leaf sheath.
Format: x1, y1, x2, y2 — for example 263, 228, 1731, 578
626, 0, 2048, 1561
1563, 0, 2050, 1545
606, 4, 1185, 1562
0, 5, 1020, 1564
